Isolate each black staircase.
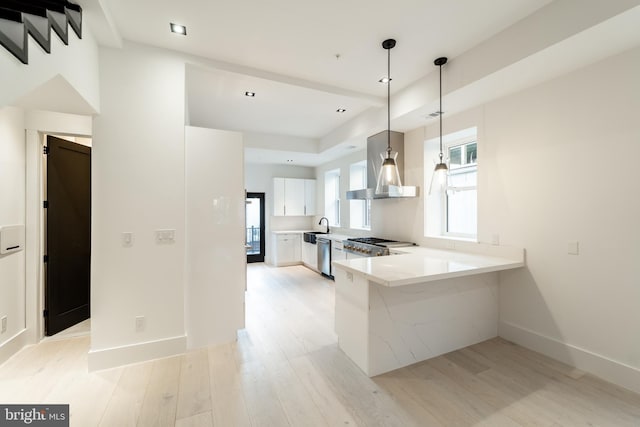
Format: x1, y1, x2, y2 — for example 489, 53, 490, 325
0, 0, 82, 64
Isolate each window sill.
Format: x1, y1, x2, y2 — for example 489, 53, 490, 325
424, 235, 478, 244
349, 226, 371, 231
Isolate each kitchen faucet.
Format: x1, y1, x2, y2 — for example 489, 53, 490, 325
319, 217, 330, 233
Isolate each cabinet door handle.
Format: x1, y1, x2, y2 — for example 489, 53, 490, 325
304, 205, 306, 215
284, 205, 286, 216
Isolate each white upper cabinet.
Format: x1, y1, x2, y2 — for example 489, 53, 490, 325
284, 178, 305, 216
273, 177, 316, 216
304, 179, 316, 216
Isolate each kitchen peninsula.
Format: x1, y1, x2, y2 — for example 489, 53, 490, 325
332, 243, 524, 376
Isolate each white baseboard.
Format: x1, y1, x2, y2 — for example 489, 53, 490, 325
88, 335, 187, 371
0, 329, 32, 366
499, 320, 640, 394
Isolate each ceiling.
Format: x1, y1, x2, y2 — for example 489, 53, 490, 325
98, 0, 553, 164
185, 64, 376, 139
72, 0, 639, 166
107, 0, 551, 97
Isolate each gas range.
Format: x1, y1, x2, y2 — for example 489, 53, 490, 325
342, 237, 415, 257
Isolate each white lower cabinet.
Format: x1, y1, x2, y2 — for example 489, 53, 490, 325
272, 233, 301, 266
302, 241, 318, 271
332, 240, 345, 262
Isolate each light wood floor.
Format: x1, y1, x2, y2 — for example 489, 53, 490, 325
1, 264, 639, 426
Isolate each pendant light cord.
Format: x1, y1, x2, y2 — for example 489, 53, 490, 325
387, 46, 391, 155
439, 62, 443, 164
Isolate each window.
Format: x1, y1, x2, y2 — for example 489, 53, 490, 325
349, 161, 371, 230
444, 141, 477, 238
424, 127, 478, 240
324, 169, 340, 226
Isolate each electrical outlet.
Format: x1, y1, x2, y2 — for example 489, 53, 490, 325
1, 316, 7, 333
568, 241, 579, 255
135, 316, 145, 332
122, 232, 133, 248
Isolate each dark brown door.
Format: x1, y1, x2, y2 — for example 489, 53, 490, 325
45, 136, 91, 336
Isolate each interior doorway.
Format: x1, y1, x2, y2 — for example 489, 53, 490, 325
245, 192, 265, 263
44, 135, 91, 336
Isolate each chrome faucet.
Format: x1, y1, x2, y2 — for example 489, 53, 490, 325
319, 217, 330, 233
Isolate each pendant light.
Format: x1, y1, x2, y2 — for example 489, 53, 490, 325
375, 38, 402, 195
430, 56, 448, 194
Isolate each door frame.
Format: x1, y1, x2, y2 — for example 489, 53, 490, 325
25, 127, 92, 344
246, 192, 265, 263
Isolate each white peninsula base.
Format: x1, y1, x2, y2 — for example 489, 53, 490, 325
332, 244, 524, 377
334, 268, 498, 376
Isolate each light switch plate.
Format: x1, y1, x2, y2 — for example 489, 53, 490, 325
568, 241, 579, 255
1, 316, 7, 333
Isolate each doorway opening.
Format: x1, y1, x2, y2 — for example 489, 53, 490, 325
44, 135, 91, 336
245, 192, 265, 263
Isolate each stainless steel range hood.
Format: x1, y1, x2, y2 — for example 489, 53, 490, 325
346, 130, 419, 200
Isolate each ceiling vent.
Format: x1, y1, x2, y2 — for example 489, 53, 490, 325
0, 0, 82, 65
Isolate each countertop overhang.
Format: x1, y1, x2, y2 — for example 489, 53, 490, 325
332, 245, 525, 287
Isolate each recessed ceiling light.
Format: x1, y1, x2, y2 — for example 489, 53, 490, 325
170, 23, 187, 35
378, 77, 391, 84
427, 111, 443, 118
245, 91, 256, 97
336, 108, 346, 113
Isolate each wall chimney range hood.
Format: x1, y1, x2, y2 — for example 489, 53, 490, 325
346, 130, 419, 200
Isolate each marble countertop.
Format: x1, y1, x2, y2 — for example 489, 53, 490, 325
332, 245, 525, 287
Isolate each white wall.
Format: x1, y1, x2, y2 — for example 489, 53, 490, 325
185, 127, 245, 349
0, 25, 100, 112
89, 42, 187, 369
0, 107, 26, 362
245, 163, 315, 263
489, 47, 640, 392
374, 47, 640, 392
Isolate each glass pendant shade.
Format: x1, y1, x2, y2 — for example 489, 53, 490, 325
428, 163, 448, 195
376, 151, 402, 194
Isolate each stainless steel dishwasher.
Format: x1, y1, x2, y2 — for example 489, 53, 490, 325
317, 237, 332, 279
